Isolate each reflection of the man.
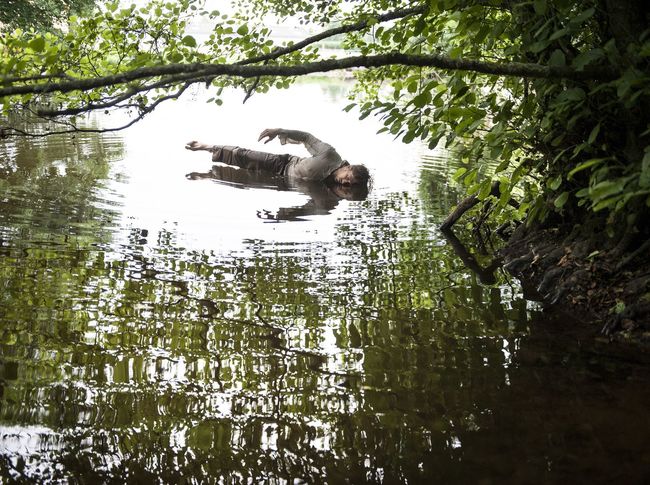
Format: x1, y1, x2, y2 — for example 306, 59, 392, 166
186, 164, 369, 222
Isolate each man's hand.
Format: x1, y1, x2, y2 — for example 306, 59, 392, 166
258, 128, 283, 144
185, 141, 210, 151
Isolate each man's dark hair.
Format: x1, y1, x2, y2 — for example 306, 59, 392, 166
330, 183, 369, 201
350, 164, 370, 185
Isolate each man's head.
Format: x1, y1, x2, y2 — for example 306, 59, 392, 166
330, 182, 369, 201
332, 164, 370, 186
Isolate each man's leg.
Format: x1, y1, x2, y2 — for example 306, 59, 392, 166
211, 145, 292, 175
186, 141, 293, 175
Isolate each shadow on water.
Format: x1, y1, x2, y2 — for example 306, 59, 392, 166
0, 85, 648, 483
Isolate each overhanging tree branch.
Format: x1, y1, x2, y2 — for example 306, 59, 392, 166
0, 52, 619, 100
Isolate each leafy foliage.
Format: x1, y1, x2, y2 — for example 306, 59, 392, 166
0, 0, 96, 31
0, 0, 649, 229
342, 1, 650, 229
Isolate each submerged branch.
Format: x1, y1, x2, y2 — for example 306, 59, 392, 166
440, 181, 520, 230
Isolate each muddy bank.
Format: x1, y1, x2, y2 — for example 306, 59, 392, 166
499, 221, 650, 345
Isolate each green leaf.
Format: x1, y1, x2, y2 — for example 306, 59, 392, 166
412, 90, 432, 108
366, 16, 379, 26
533, 0, 548, 15
568, 158, 608, 178
613, 300, 626, 314
29, 37, 45, 52
534, 18, 553, 38
495, 158, 510, 173
548, 49, 566, 67
529, 40, 551, 53
168, 52, 183, 63
182, 35, 197, 47
554, 191, 569, 208
640, 149, 650, 187
556, 88, 586, 104
490, 144, 503, 159
587, 123, 601, 144
549, 175, 562, 191
593, 196, 621, 212
549, 28, 569, 41
570, 8, 595, 25
572, 48, 604, 71
478, 179, 493, 200
237, 24, 249, 35
590, 180, 626, 203
403, 130, 416, 144
452, 168, 467, 181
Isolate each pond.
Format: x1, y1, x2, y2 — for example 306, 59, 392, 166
1, 80, 649, 483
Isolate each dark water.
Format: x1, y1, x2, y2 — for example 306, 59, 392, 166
0, 84, 649, 483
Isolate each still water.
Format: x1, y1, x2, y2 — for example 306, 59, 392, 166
0, 81, 649, 483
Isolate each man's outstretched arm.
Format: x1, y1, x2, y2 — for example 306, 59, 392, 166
185, 141, 214, 151
258, 128, 336, 157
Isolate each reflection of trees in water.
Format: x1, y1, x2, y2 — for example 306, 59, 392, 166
1, 164, 644, 483
0, 118, 124, 352
0, 115, 124, 239
0, 118, 128, 479
0, 174, 539, 482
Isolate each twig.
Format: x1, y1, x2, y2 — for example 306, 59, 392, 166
4, 83, 190, 137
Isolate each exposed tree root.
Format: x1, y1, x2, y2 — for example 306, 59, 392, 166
497, 222, 650, 344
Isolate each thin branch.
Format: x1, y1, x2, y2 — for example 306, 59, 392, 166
237, 4, 429, 66
4, 83, 190, 137
34, 70, 217, 117
242, 73, 264, 103
238, 3, 428, 103
36, 72, 196, 117
37, 87, 141, 116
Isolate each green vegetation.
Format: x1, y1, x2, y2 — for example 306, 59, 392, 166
0, 0, 96, 31
0, 0, 648, 232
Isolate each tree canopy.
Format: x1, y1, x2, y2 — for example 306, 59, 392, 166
0, 0, 649, 230
0, 0, 96, 31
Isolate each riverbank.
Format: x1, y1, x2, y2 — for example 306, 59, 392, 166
500, 220, 650, 346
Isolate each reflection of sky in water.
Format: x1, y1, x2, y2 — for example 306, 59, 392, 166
103, 81, 445, 252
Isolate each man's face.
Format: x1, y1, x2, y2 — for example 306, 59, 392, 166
334, 165, 356, 185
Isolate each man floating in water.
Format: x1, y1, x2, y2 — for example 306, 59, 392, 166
185, 128, 370, 187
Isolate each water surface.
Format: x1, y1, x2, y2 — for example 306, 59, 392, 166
0, 82, 648, 483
